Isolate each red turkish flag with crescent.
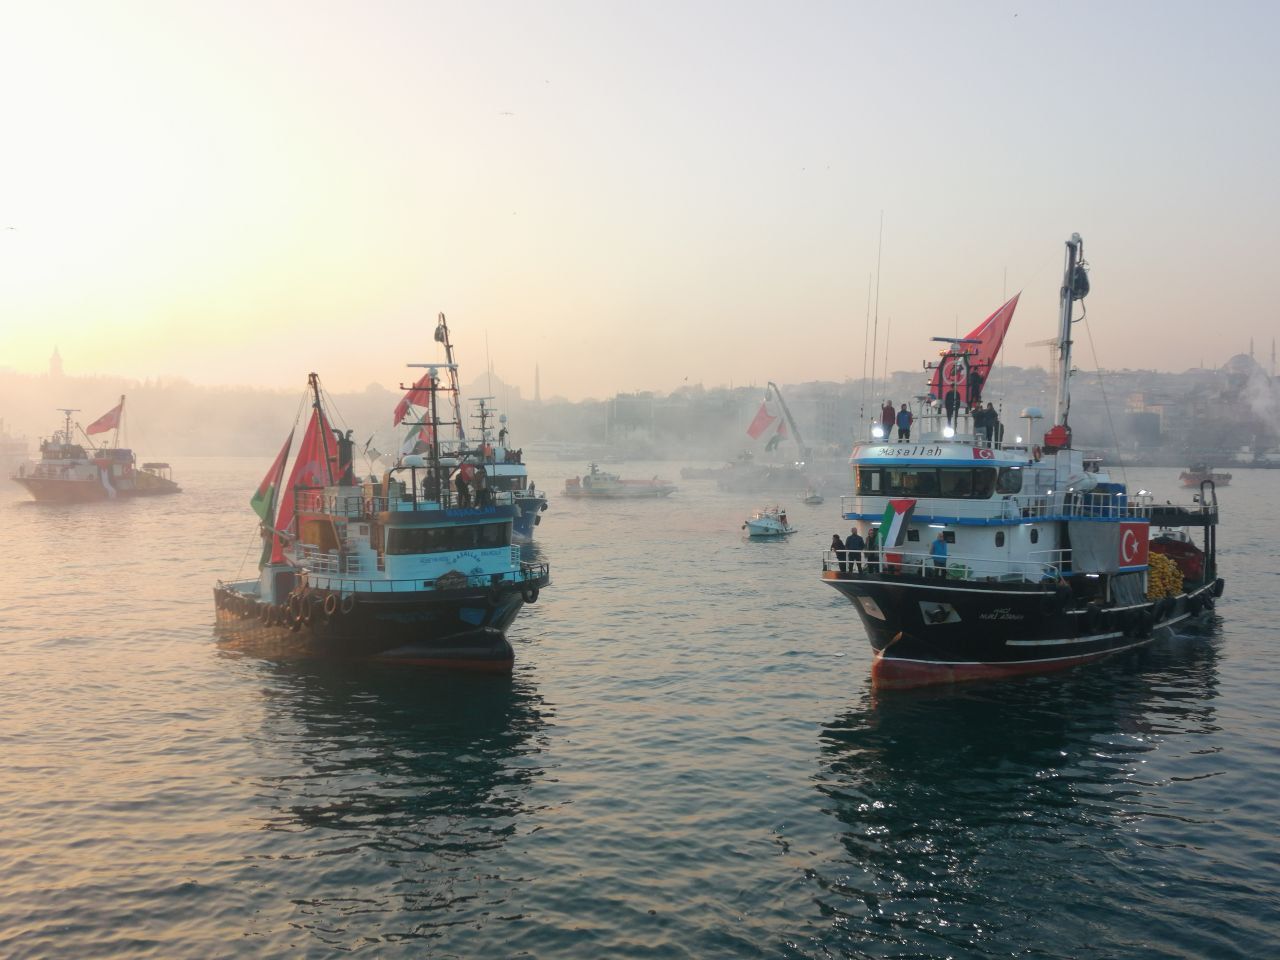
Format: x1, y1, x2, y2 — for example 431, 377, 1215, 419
1118, 522, 1149, 568
85, 400, 124, 435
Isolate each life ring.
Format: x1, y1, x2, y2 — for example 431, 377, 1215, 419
323, 593, 338, 617
521, 584, 539, 604
340, 594, 356, 615
1031, 445, 1042, 462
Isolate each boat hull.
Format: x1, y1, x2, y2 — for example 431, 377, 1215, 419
11, 475, 181, 502
824, 570, 1223, 689
213, 575, 548, 672
511, 493, 548, 541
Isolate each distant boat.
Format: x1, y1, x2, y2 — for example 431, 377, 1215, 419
564, 463, 676, 498
799, 488, 824, 505
743, 506, 795, 537
11, 399, 180, 502
1180, 463, 1231, 488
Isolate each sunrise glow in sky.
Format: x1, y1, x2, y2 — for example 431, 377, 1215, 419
2, 1, 1277, 399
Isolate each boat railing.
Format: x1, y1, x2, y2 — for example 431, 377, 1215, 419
302, 559, 550, 594
840, 492, 1154, 522
822, 547, 1070, 583
295, 488, 517, 517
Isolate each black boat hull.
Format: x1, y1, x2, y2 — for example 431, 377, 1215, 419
824, 570, 1223, 688
213, 577, 548, 672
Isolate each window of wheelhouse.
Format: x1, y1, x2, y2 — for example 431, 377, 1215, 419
996, 467, 1023, 494
385, 521, 512, 555
860, 466, 998, 499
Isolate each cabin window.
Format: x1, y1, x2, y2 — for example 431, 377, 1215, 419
386, 522, 512, 555
996, 467, 1023, 494
865, 467, 998, 499
907, 529, 920, 542
995, 531, 1006, 547
299, 518, 341, 553
1030, 528, 1040, 544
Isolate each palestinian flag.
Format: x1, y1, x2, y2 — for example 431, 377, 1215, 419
251, 428, 294, 567
251, 429, 294, 522
879, 498, 917, 548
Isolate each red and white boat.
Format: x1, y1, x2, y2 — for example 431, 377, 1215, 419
11, 399, 180, 502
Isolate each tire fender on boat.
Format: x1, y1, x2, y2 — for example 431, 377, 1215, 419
1202, 595, 1215, 612
1139, 610, 1154, 638
1212, 577, 1225, 598
487, 583, 503, 607
289, 594, 303, 618
340, 594, 356, 616
521, 584, 539, 604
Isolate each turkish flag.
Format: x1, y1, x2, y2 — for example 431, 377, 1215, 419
85, 400, 124, 435
746, 402, 777, 439
1118, 522, 1149, 568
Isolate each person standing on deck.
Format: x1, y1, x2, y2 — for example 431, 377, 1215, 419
931, 531, 948, 577
896, 403, 913, 441
831, 534, 848, 574
880, 400, 896, 438
846, 527, 865, 573
943, 387, 960, 427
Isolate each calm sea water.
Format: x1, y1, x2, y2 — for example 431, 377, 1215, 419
1, 459, 1276, 959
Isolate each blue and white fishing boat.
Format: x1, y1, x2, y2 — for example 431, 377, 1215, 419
822, 234, 1224, 689
214, 359, 549, 672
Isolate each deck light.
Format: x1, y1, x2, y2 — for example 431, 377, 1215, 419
1015, 435, 1023, 443
871, 424, 885, 438
943, 425, 955, 438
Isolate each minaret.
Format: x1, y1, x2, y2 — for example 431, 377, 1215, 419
534, 363, 541, 403
49, 346, 63, 378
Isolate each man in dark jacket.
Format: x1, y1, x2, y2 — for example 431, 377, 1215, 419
845, 528, 866, 573
896, 403, 913, 441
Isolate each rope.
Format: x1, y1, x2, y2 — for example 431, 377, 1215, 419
1081, 307, 1127, 487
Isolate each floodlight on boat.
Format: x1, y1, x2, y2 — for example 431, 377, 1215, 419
871, 425, 885, 438
943, 426, 955, 438
1015, 435, 1023, 444
1138, 489, 1150, 496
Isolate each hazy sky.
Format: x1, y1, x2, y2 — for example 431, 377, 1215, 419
2, 1, 1277, 400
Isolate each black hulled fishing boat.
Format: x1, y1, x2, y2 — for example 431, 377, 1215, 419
823, 234, 1224, 689
214, 350, 549, 671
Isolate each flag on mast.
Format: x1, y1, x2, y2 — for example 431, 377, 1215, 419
251, 429, 294, 567
394, 372, 434, 425
272, 408, 335, 563
929, 293, 1020, 405
746, 401, 777, 439
85, 398, 124, 435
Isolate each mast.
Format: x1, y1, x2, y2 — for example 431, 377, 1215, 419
1054, 233, 1087, 428
308, 373, 337, 485
57, 408, 79, 449
434, 314, 466, 444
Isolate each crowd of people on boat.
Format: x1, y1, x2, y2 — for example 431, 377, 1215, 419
879, 396, 1003, 445
829, 527, 950, 578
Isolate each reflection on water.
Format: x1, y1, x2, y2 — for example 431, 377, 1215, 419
228, 655, 553, 951
804, 628, 1230, 959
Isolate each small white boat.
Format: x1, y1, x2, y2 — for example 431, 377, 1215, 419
742, 507, 795, 537
799, 488, 824, 505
